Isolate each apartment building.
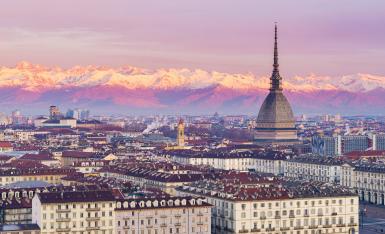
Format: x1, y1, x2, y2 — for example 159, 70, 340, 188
32, 190, 117, 234
0, 168, 74, 187
115, 197, 211, 234
283, 156, 344, 183
176, 175, 359, 234
341, 162, 385, 205
166, 149, 288, 175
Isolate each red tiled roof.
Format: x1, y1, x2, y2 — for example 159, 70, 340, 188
0, 141, 12, 148
19, 152, 55, 161
62, 151, 96, 159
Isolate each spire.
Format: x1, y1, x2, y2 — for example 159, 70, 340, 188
270, 23, 282, 91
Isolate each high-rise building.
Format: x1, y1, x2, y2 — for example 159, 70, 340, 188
373, 134, 385, 150
66, 108, 90, 120
312, 135, 338, 156
254, 24, 297, 144
313, 135, 370, 156
49, 105, 61, 119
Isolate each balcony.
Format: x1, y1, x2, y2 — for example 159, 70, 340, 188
336, 224, 346, 227
250, 228, 261, 233
86, 207, 100, 212
280, 227, 290, 231
86, 226, 100, 231
331, 212, 338, 216
239, 229, 249, 233
86, 217, 100, 221
309, 225, 318, 229
160, 223, 167, 227
56, 228, 71, 232
266, 228, 275, 232
289, 214, 295, 218
348, 223, 358, 227
294, 227, 304, 230
197, 212, 204, 216
274, 215, 281, 219
175, 222, 182, 227
323, 225, 332, 228
175, 214, 182, 218
197, 222, 204, 226
56, 209, 70, 213
260, 216, 266, 220
56, 218, 71, 222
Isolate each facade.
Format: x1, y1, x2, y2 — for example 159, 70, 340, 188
341, 163, 385, 205
0, 224, 40, 234
312, 136, 338, 156
177, 177, 359, 234
283, 156, 343, 183
254, 25, 297, 144
49, 106, 60, 120
372, 134, 385, 150
115, 197, 211, 234
312, 135, 370, 156
32, 190, 116, 234
0, 168, 73, 187
60, 150, 97, 166
167, 149, 287, 175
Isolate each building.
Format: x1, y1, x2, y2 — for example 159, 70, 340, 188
115, 197, 211, 234
166, 149, 288, 175
283, 155, 344, 183
0, 197, 32, 225
341, 162, 385, 205
60, 151, 98, 166
66, 108, 90, 120
49, 106, 61, 120
254, 25, 297, 145
0, 168, 73, 187
32, 190, 117, 234
0, 141, 13, 152
177, 119, 185, 147
373, 134, 385, 150
312, 135, 370, 156
0, 224, 40, 234
177, 174, 359, 234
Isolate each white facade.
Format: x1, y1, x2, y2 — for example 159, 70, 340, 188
283, 160, 342, 183
178, 189, 359, 234
115, 197, 211, 234
341, 163, 385, 205
171, 155, 283, 175
32, 194, 115, 234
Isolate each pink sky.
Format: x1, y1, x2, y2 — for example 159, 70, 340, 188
0, 0, 384, 77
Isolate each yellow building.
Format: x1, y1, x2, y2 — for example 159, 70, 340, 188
0, 168, 74, 187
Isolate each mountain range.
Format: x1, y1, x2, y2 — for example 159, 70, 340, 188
0, 61, 384, 115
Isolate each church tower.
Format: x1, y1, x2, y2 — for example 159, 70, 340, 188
177, 119, 185, 147
254, 24, 298, 144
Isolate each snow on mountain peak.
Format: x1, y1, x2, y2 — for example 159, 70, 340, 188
0, 62, 384, 93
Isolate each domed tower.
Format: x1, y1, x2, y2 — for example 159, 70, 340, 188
254, 24, 297, 144
177, 118, 185, 147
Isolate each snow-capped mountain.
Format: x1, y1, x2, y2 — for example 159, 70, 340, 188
0, 62, 384, 115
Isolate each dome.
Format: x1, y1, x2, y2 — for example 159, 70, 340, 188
256, 91, 295, 129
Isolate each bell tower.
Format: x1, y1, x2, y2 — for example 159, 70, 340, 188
177, 119, 185, 147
